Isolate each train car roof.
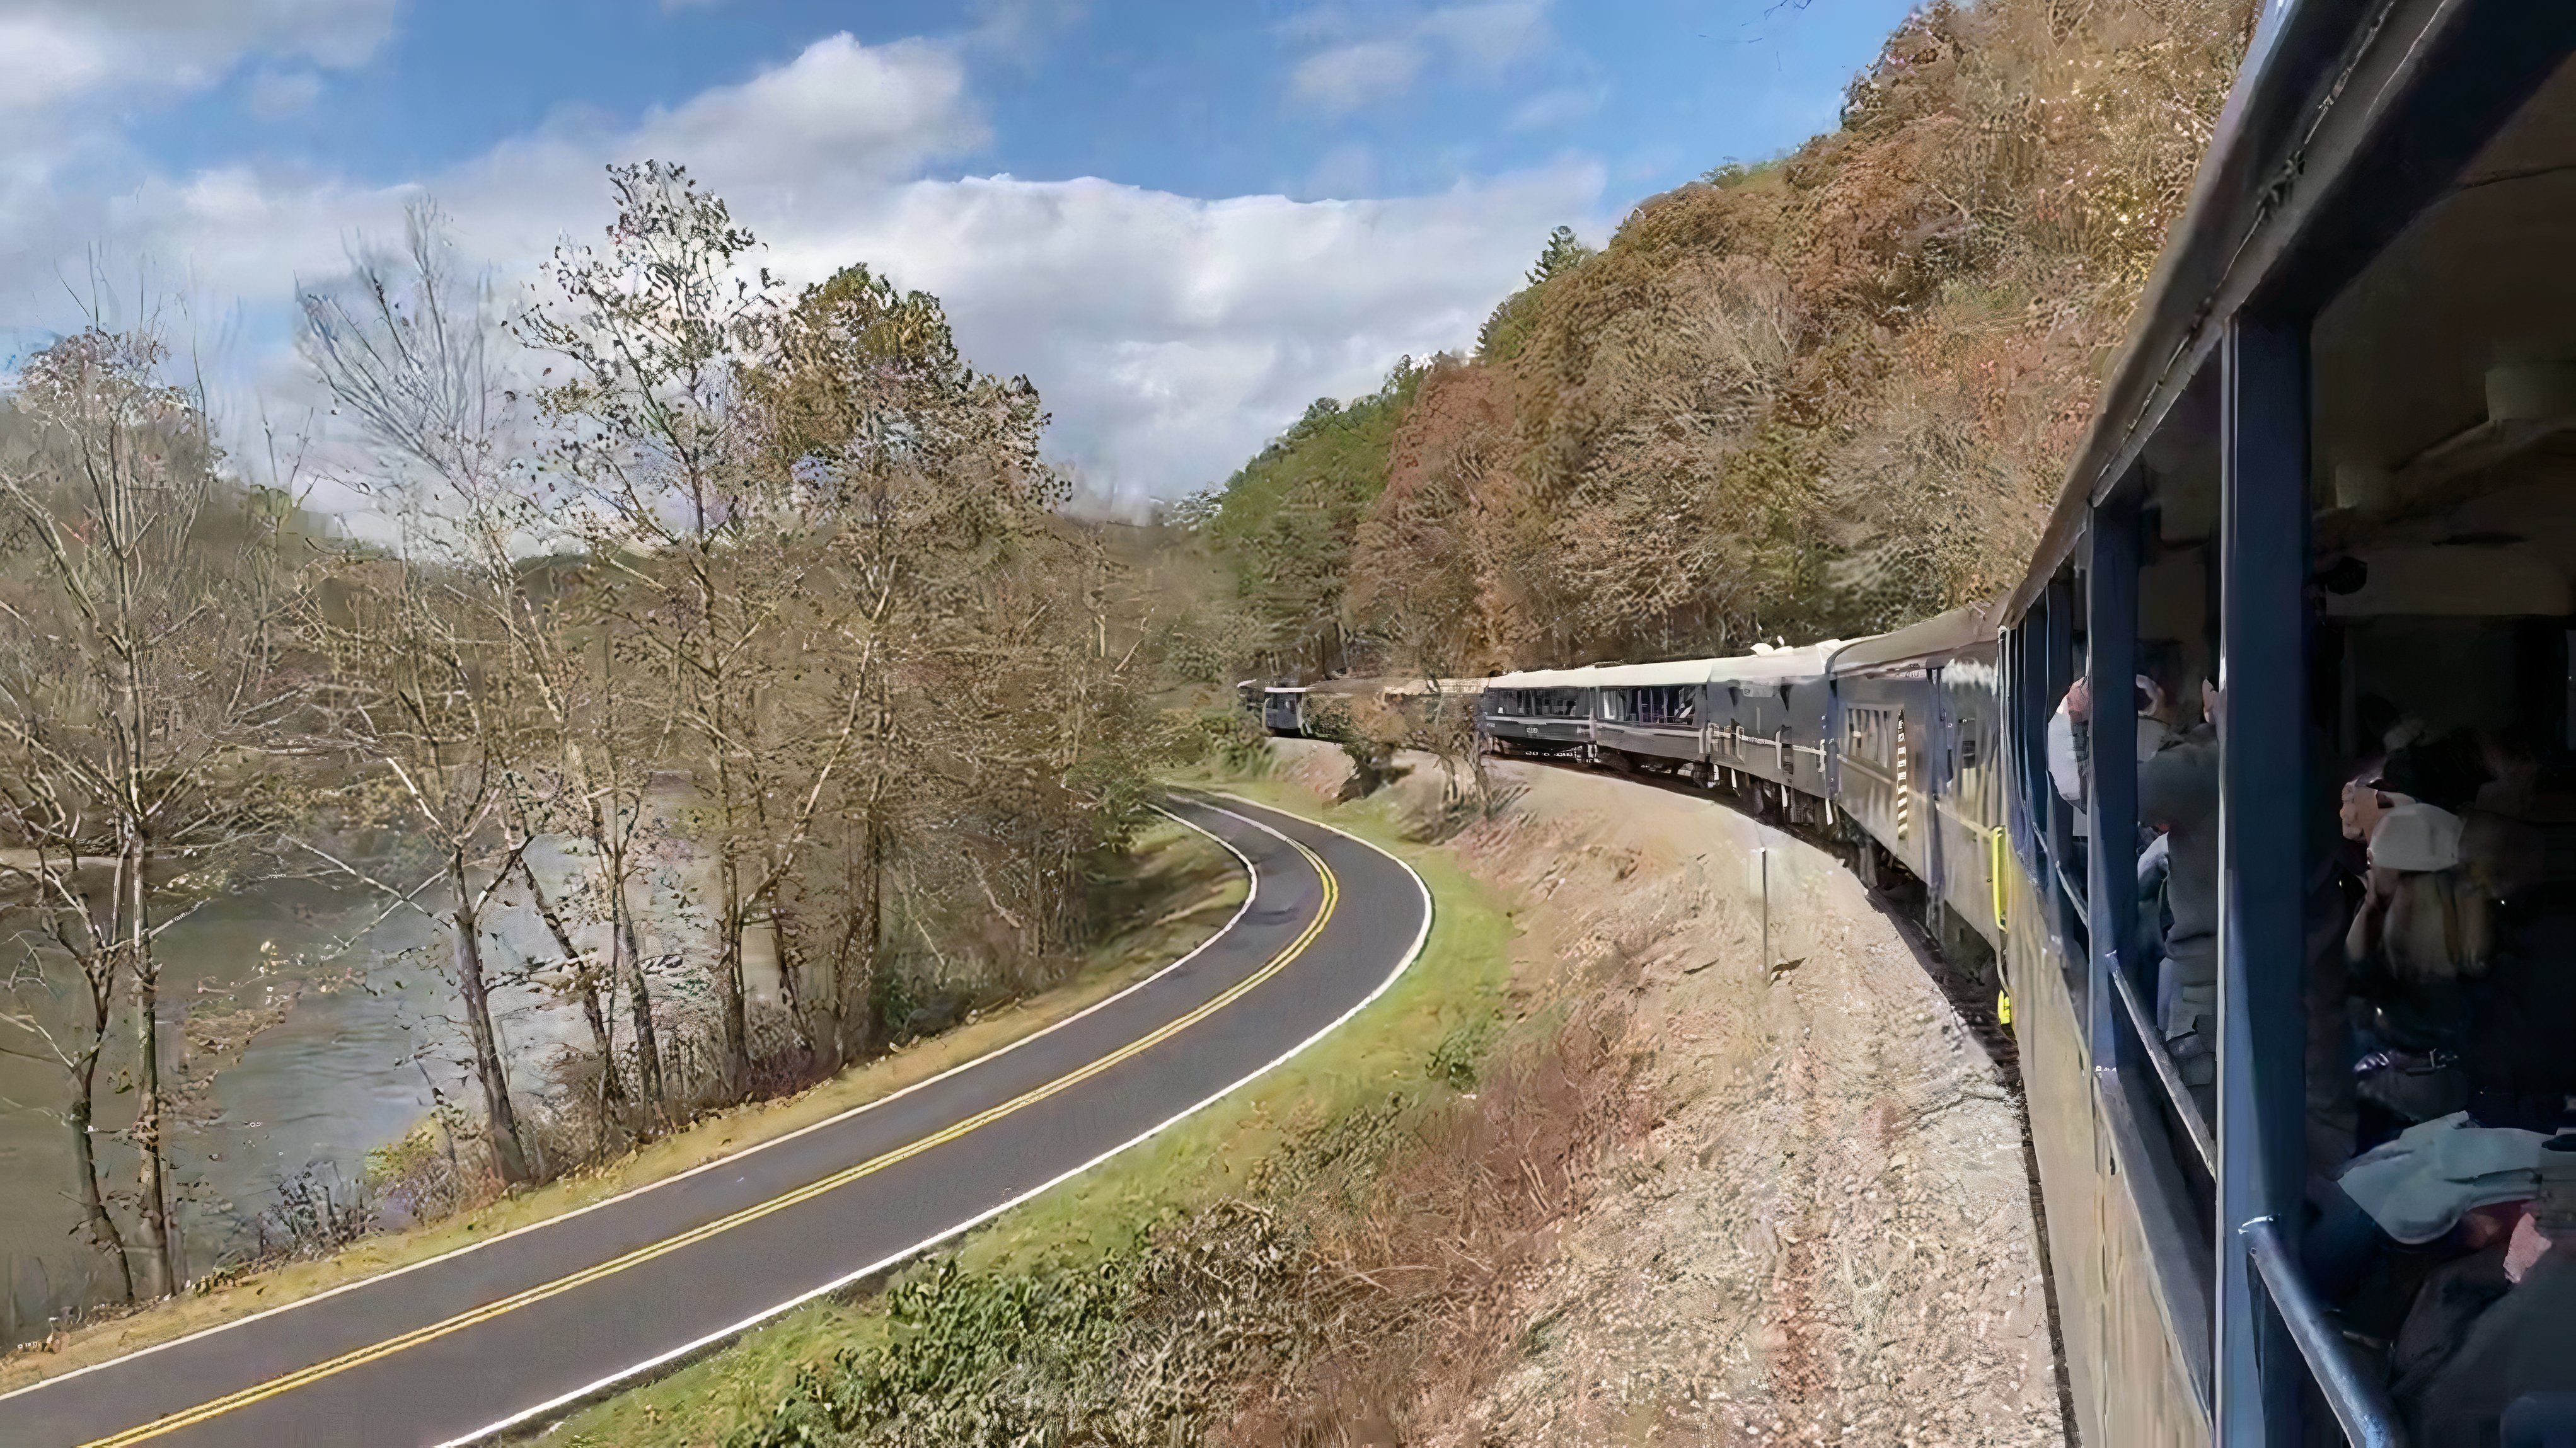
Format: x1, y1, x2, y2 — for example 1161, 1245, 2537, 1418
1827, 602, 2000, 675
1578, 657, 1729, 687
1481, 665, 1607, 691
1373, 676, 1486, 696
2002, 0, 2550, 621
1704, 642, 1844, 687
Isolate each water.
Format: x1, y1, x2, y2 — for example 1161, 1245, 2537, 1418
0, 845, 683, 1338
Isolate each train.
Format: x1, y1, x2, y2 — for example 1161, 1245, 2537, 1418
1261, 4, 2576, 1443
1464, 618, 2007, 955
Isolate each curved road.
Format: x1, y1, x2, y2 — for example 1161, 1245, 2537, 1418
0, 793, 1430, 1448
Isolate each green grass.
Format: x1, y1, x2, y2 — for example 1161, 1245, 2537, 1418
0, 820, 1244, 1396
545, 784, 1515, 1447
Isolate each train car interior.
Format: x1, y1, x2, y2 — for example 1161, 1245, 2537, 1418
2026, 43, 2576, 1447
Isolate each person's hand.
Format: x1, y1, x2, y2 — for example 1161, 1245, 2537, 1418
2065, 677, 2091, 721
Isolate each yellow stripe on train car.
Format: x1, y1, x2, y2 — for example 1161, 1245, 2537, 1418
1989, 826, 2007, 931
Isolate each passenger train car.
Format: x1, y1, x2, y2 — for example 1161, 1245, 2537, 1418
1281, 5, 2576, 1442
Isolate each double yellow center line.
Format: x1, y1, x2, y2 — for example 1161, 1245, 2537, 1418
83, 821, 1336, 1448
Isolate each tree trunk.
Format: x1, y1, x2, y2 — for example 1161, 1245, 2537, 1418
519, 859, 623, 1113
125, 841, 176, 1298
766, 900, 811, 1055
67, 1045, 133, 1302
449, 856, 530, 1185
855, 811, 884, 1057
715, 853, 750, 1096
613, 881, 664, 1118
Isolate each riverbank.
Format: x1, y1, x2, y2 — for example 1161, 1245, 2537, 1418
567, 742, 2064, 1445
0, 817, 1246, 1396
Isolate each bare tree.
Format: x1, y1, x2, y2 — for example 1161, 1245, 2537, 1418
301, 553, 536, 1184
526, 163, 850, 1093
301, 202, 672, 1125
0, 328, 301, 1297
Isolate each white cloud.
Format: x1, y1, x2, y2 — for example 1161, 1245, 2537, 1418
1508, 84, 1600, 131
747, 163, 1603, 504
246, 69, 324, 118
0, 0, 395, 118
1416, 1, 1549, 74
1292, 40, 1424, 117
632, 34, 985, 187
1, 25, 1603, 512
0, 13, 111, 113
1283, 0, 1555, 117
0, 0, 401, 327
960, 0, 1086, 67
1303, 140, 1379, 197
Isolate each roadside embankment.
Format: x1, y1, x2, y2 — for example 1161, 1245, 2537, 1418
1309, 744, 2067, 1445
0, 818, 1245, 1397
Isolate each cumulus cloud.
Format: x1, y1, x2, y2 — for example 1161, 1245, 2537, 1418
754, 163, 1602, 504
1283, 0, 1554, 117
0, 0, 402, 326
1, 23, 1603, 512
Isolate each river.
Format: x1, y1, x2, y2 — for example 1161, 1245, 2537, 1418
0, 842, 755, 1345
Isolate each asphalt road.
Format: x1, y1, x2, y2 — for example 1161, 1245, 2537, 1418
0, 793, 1431, 1448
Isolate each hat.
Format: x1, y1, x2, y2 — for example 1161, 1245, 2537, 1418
2370, 802, 2464, 873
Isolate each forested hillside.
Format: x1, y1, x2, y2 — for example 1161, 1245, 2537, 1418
1198, 0, 2258, 677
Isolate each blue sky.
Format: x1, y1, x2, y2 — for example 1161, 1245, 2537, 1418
1, 0, 1920, 507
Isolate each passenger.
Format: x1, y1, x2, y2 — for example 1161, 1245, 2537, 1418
2344, 737, 2499, 1134
2396, 1134, 2576, 1447
2048, 670, 2178, 829
2304, 1112, 2550, 1307
2067, 672, 2221, 1115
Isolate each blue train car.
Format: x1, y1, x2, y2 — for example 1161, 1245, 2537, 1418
1704, 643, 1841, 824
1825, 606, 2004, 950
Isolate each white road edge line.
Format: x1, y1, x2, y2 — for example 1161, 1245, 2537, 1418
0, 802, 1261, 1410
434, 795, 1434, 1447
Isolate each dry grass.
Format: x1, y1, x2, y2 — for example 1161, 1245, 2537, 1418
1213, 939, 1656, 1445
1250, 742, 2059, 1445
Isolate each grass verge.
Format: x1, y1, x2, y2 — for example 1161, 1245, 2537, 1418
0, 818, 1245, 1396
540, 782, 1516, 1447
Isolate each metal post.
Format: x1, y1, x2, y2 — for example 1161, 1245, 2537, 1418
1760, 846, 1772, 972
2042, 575, 2082, 957
2088, 487, 2141, 1070
2217, 314, 2311, 1447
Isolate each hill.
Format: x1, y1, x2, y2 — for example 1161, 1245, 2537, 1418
1198, 0, 2258, 677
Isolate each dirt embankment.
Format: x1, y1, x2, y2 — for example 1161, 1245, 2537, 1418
1271, 740, 2063, 1446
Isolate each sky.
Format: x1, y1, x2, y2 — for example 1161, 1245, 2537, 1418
0, 0, 1920, 514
